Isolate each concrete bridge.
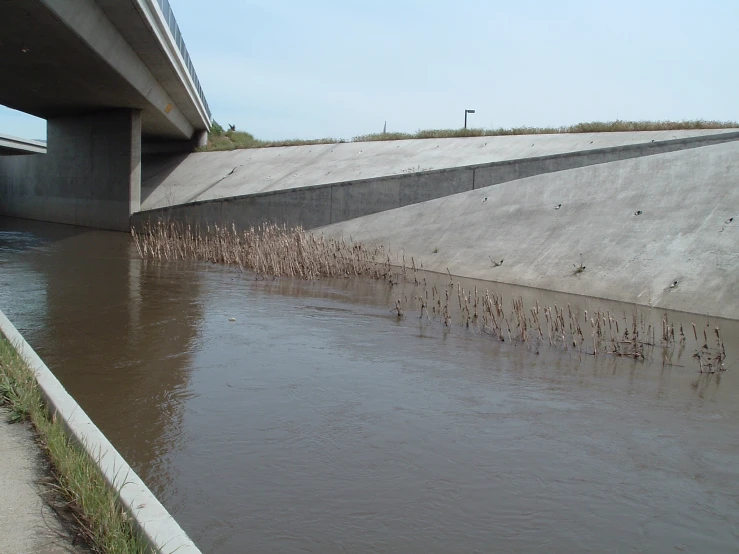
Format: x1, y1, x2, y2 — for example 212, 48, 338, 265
0, 0, 211, 230
0, 134, 47, 156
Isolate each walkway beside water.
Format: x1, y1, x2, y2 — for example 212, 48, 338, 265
0, 408, 86, 554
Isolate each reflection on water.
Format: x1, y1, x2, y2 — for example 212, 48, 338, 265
1, 217, 738, 553
0, 218, 201, 498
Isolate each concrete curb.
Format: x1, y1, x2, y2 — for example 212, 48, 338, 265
0, 309, 201, 554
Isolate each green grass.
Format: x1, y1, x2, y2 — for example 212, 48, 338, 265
204, 129, 344, 151
200, 119, 739, 152
0, 334, 153, 554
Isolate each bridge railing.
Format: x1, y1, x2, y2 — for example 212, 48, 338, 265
156, 0, 212, 121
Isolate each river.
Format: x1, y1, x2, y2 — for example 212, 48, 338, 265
1, 216, 738, 553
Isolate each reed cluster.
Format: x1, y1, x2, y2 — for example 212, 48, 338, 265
398, 267, 727, 370
132, 221, 728, 372
131, 221, 401, 281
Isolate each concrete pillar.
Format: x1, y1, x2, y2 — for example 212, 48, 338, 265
129, 110, 142, 216
0, 109, 142, 231
193, 129, 208, 149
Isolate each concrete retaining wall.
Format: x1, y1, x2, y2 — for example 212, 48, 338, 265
132, 130, 739, 231
0, 309, 201, 554
318, 141, 739, 320
0, 110, 141, 231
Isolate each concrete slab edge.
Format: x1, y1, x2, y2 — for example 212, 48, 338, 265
0, 308, 202, 554
0, 133, 47, 155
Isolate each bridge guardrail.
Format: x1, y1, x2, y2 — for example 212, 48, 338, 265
156, 0, 212, 121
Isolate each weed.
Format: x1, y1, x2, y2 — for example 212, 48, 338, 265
132, 220, 729, 370
0, 336, 153, 553
210, 120, 225, 136
200, 119, 739, 152
131, 221, 404, 283
573, 254, 586, 274
490, 258, 504, 267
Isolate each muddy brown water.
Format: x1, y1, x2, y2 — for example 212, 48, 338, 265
1, 216, 738, 553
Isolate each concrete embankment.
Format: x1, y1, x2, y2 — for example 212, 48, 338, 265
133, 129, 739, 230
318, 142, 739, 320
0, 309, 202, 553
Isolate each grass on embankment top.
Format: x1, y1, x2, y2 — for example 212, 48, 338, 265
200, 119, 739, 152
0, 334, 153, 554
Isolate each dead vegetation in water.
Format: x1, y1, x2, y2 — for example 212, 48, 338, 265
131, 221, 403, 281
398, 272, 729, 370
132, 221, 729, 372
391, 262, 729, 370
691, 325, 728, 374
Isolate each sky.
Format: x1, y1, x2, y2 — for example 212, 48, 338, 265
2, 0, 738, 141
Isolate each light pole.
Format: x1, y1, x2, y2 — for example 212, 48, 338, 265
464, 109, 476, 129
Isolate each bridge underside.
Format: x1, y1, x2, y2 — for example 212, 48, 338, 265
1, 0, 196, 140
0, 0, 212, 230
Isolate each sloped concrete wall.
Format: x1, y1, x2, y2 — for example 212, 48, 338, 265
318, 142, 739, 319
0, 110, 141, 231
132, 131, 739, 231
140, 129, 739, 209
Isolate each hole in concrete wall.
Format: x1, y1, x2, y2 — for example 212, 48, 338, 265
482, 197, 488, 203
634, 210, 643, 216
726, 217, 734, 224
670, 280, 678, 288
554, 204, 561, 210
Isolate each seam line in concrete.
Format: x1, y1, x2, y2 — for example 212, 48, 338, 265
329, 185, 334, 224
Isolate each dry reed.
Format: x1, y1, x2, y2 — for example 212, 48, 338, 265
132, 220, 728, 372
395, 256, 728, 370
132, 221, 400, 281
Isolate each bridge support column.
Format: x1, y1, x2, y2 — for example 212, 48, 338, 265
0, 109, 141, 231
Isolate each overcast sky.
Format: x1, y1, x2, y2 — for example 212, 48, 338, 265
2, 0, 738, 140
